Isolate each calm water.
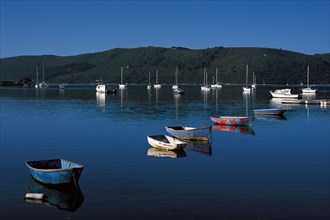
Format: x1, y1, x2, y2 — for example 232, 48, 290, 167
1, 85, 329, 220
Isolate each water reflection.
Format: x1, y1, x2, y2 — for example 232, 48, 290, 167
96, 92, 105, 111
243, 91, 250, 116
302, 93, 316, 100
25, 176, 84, 212
174, 94, 180, 120
212, 125, 255, 135
185, 140, 212, 156
155, 87, 159, 108
59, 88, 65, 97
255, 114, 287, 121
120, 88, 125, 111
212, 88, 220, 113
147, 147, 186, 158
202, 90, 210, 111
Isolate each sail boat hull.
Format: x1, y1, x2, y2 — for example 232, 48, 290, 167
302, 88, 316, 93
211, 67, 222, 88
201, 68, 210, 91
211, 84, 222, 88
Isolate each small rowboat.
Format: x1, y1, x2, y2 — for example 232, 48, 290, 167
26, 159, 84, 185
165, 126, 211, 141
210, 116, 254, 126
147, 135, 186, 151
253, 108, 287, 116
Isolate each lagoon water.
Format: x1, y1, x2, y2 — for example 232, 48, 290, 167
0, 85, 329, 220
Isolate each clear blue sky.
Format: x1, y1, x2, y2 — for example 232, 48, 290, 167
1, 0, 329, 58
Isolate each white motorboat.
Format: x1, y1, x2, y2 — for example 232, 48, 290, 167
270, 89, 299, 99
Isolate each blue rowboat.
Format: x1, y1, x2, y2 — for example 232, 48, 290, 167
26, 159, 84, 185
254, 108, 287, 116
165, 126, 212, 141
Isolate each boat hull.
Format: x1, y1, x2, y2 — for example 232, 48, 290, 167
254, 109, 286, 116
210, 116, 254, 126
270, 90, 299, 99
26, 159, 84, 185
147, 135, 186, 151
302, 88, 317, 93
210, 84, 222, 88
165, 126, 211, 141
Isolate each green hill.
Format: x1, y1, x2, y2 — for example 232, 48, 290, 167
1, 46, 329, 84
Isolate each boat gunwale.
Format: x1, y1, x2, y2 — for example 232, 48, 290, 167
165, 126, 211, 132
26, 158, 84, 172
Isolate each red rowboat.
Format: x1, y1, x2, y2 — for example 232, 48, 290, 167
210, 116, 254, 126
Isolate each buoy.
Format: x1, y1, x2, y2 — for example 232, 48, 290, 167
24, 193, 45, 200
320, 100, 327, 107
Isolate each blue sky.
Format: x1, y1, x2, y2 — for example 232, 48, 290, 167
0, 0, 329, 58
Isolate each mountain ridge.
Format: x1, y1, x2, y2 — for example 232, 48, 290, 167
1, 46, 329, 84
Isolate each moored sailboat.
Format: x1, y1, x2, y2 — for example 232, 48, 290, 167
210, 67, 222, 88
153, 69, 161, 88
119, 66, 127, 89
242, 64, 251, 93
302, 66, 317, 94
201, 68, 211, 91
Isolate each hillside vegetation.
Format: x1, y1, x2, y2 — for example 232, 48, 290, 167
1, 46, 329, 84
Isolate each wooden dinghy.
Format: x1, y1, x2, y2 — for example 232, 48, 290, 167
165, 126, 211, 141
147, 135, 186, 151
210, 116, 254, 126
26, 159, 84, 185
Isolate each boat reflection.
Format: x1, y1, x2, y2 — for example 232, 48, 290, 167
96, 92, 105, 111
25, 176, 84, 212
301, 93, 316, 100
212, 125, 255, 135
147, 147, 186, 159
255, 114, 287, 121
185, 140, 212, 156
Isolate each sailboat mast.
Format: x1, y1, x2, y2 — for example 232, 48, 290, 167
203, 68, 206, 86
246, 64, 249, 84
121, 66, 123, 84
175, 66, 178, 85
206, 69, 208, 86
149, 72, 151, 85
42, 64, 45, 82
216, 67, 218, 83
307, 66, 310, 88
36, 66, 39, 84
156, 69, 158, 84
